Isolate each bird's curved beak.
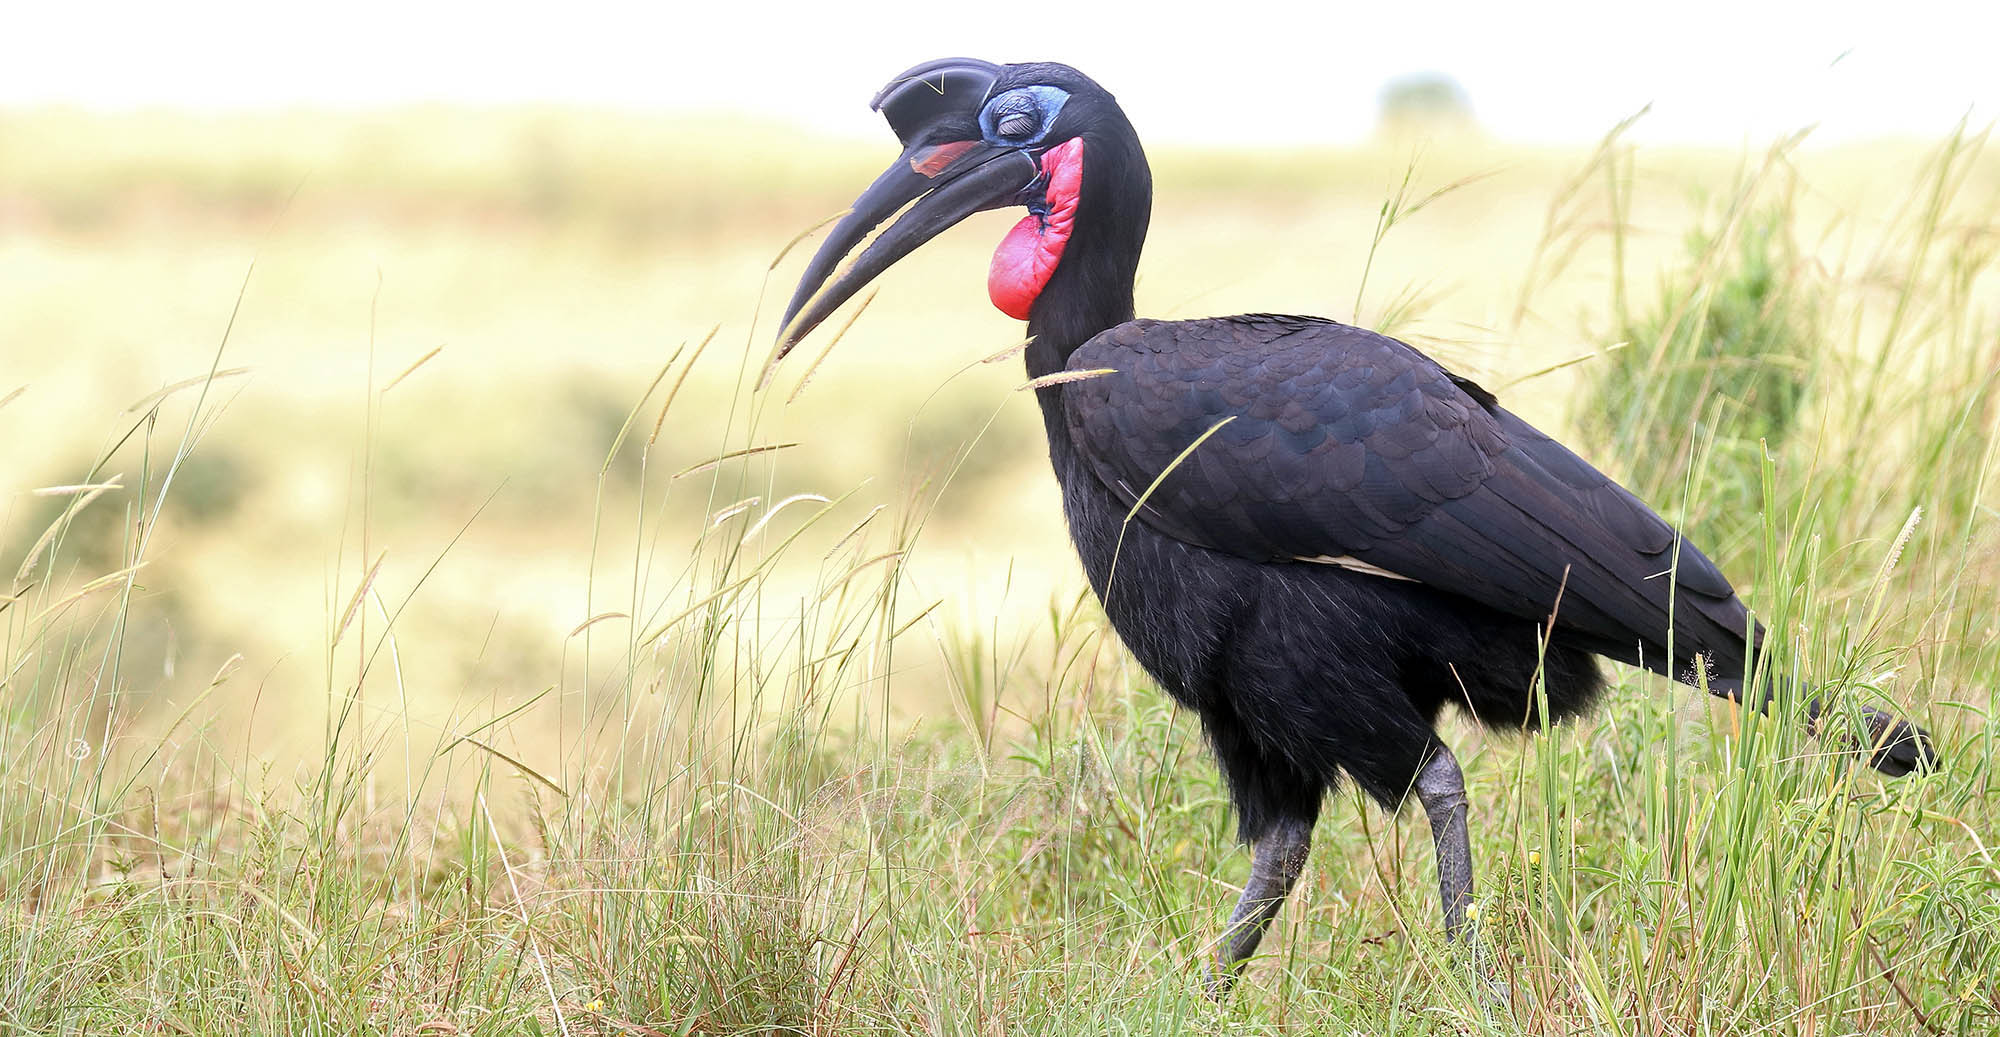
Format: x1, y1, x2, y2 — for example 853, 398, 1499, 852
771, 142, 1038, 360
765, 58, 1036, 377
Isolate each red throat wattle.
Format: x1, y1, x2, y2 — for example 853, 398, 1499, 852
988, 137, 1083, 320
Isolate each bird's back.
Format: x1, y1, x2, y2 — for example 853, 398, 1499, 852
1059, 313, 1758, 690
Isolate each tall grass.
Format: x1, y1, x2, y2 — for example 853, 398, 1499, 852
2, 124, 1997, 1036
1587, 195, 1816, 554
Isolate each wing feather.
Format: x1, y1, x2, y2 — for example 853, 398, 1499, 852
1063, 315, 1751, 677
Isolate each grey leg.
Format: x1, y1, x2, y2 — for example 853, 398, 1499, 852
1205, 815, 1313, 996
1415, 743, 1511, 1009
1413, 746, 1473, 939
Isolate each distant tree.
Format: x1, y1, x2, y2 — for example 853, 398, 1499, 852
1376, 74, 1478, 139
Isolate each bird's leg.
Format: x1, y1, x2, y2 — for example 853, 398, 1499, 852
1415, 744, 1510, 1008
1413, 746, 1474, 940
1205, 815, 1313, 997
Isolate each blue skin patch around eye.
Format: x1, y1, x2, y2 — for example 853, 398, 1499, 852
980, 86, 1071, 148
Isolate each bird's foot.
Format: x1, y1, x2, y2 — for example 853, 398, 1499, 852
1202, 959, 1237, 1001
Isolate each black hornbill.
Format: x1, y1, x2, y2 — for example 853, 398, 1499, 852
768, 58, 1939, 990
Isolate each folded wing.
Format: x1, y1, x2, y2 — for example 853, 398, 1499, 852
1062, 314, 1754, 680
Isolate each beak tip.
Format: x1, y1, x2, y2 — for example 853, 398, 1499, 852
757, 328, 802, 392
773, 322, 803, 357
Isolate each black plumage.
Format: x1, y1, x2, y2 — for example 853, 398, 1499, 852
769, 58, 1938, 992
1066, 315, 1748, 701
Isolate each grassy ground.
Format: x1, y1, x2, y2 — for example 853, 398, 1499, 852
1, 110, 1997, 1034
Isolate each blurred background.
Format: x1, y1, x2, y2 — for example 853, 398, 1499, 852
3, 0, 1996, 767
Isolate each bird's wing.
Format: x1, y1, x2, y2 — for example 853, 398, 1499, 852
1063, 314, 1750, 672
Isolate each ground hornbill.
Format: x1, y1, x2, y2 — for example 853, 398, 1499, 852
766, 58, 1939, 991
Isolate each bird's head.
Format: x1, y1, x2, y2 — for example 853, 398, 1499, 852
769, 58, 1147, 369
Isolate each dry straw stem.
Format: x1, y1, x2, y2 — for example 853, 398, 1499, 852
0, 650, 29, 691
14, 476, 122, 585
981, 335, 1035, 365
707, 496, 761, 526
333, 551, 387, 648
476, 791, 571, 1035
825, 504, 887, 559
1102, 415, 1237, 602
758, 207, 855, 386
1018, 368, 1117, 391
816, 551, 905, 603
1510, 105, 1651, 331
449, 733, 569, 798
123, 367, 252, 414
785, 287, 879, 403
638, 573, 758, 647
889, 598, 943, 640
1353, 160, 1499, 324
31, 481, 124, 497
1499, 341, 1628, 390
1858, 506, 1923, 639
672, 442, 799, 480
380, 346, 444, 394
124, 653, 246, 781
634, 490, 861, 648
738, 493, 833, 543
28, 561, 150, 627
770, 208, 851, 274
648, 323, 721, 448
607, 354, 679, 472
450, 686, 557, 748
1121, 416, 1235, 529
566, 611, 630, 639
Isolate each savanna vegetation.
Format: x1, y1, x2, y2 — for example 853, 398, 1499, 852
1, 108, 1996, 1034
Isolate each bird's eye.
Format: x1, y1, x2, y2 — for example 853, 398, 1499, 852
982, 86, 1069, 146
996, 110, 1038, 139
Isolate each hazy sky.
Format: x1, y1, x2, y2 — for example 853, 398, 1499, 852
6, 0, 1993, 145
